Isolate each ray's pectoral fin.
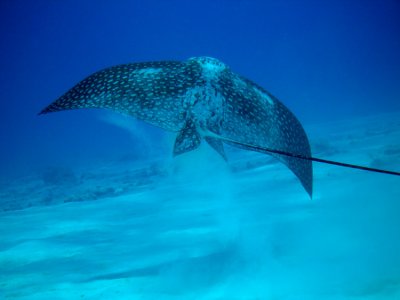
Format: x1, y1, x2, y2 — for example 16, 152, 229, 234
205, 137, 227, 161
173, 119, 201, 156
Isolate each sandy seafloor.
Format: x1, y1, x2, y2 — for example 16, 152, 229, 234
1, 112, 400, 300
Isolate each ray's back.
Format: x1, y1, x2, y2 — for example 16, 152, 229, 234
217, 70, 313, 196
40, 61, 202, 131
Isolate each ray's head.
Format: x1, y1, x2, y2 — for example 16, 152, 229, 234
187, 57, 229, 79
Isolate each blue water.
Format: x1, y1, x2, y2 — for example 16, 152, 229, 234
1, 1, 400, 299
1, 0, 400, 178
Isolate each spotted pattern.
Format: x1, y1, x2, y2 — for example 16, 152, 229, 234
39, 61, 202, 131
40, 57, 312, 196
173, 119, 201, 156
216, 72, 312, 196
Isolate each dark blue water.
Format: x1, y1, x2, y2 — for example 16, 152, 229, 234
1, 0, 399, 179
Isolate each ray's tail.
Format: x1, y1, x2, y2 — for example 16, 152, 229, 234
226, 139, 400, 176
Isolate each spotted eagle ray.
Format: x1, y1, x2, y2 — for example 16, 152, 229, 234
39, 57, 400, 197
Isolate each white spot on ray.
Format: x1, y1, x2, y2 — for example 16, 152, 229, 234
133, 68, 163, 77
